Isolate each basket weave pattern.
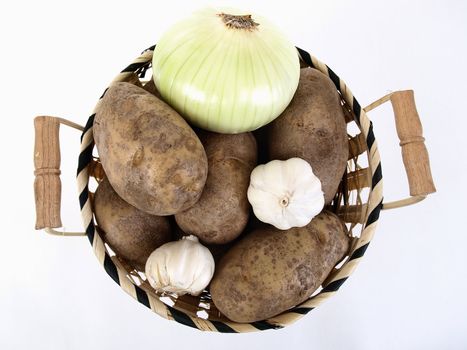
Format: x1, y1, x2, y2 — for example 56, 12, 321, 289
76, 46, 383, 332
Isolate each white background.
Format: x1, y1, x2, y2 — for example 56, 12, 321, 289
1, 0, 466, 349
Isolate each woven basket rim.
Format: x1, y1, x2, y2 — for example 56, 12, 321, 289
76, 45, 383, 333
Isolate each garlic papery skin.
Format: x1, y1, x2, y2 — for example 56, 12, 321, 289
152, 7, 300, 134
247, 158, 325, 230
145, 235, 215, 296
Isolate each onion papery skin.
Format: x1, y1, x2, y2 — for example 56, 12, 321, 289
152, 8, 300, 134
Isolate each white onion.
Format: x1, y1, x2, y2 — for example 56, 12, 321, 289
152, 8, 300, 134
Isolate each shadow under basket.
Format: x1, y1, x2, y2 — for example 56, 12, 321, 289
33, 46, 436, 332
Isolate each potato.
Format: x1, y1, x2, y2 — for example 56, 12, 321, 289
94, 177, 172, 271
94, 82, 208, 216
142, 78, 162, 99
172, 223, 232, 263
175, 131, 257, 244
210, 211, 349, 323
268, 68, 348, 204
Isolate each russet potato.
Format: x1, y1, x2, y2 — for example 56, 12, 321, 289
94, 82, 208, 216
94, 177, 172, 271
210, 211, 350, 323
175, 131, 257, 244
268, 68, 348, 204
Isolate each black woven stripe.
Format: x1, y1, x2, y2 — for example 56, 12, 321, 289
169, 307, 198, 329
295, 47, 315, 68
251, 321, 282, 331
80, 114, 95, 142
77, 115, 95, 175
85, 221, 95, 245
100, 88, 109, 99
135, 286, 151, 308
211, 320, 238, 333
142, 44, 156, 53
291, 307, 314, 315
372, 163, 382, 189
103, 254, 120, 285
366, 122, 376, 150
349, 242, 370, 261
77, 142, 94, 175
79, 188, 88, 209
327, 66, 340, 90
353, 97, 362, 125
366, 199, 383, 227
121, 61, 148, 73
321, 277, 348, 293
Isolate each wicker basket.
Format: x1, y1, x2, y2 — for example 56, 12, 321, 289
33, 46, 436, 332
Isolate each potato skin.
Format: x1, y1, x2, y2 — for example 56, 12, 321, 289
172, 225, 233, 263
94, 82, 208, 216
198, 131, 257, 168
94, 178, 172, 271
268, 68, 348, 204
210, 211, 349, 323
175, 132, 257, 244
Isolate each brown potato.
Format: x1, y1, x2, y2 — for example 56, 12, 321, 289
94, 177, 172, 271
172, 223, 232, 263
268, 68, 348, 204
142, 78, 162, 99
210, 211, 350, 323
94, 82, 208, 216
175, 131, 257, 244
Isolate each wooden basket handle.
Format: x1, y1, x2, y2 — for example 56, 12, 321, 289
34, 116, 86, 236
364, 90, 436, 209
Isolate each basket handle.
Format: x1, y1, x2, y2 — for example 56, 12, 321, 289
364, 90, 436, 210
34, 116, 86, 236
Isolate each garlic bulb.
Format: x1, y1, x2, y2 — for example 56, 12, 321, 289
145, 235, 215, 296
152, 7, 300, 134
247, 158, 325, 230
